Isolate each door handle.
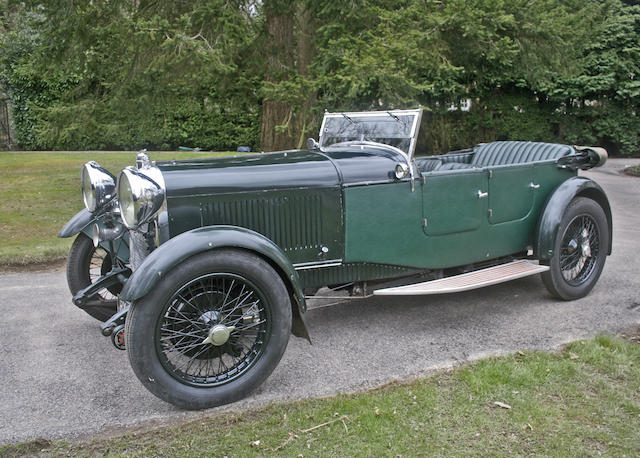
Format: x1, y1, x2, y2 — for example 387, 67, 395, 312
530, 182, 540, 189
477, 190, 488, 199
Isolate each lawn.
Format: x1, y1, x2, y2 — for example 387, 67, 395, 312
2, 334, 639, 457
0, 151, 232, 267
623, 164, 640, 177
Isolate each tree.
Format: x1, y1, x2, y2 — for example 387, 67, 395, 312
258, 0, 321, 151
259, 0, 295, 151
1, 0, 639, 155
1, 0, 263, 150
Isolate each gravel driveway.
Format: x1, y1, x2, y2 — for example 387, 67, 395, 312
1, 158, 639, 444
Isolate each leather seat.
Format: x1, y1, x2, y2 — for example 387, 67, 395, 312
419, 159, 442, 172
420, 141, 573, 172
471, 141, 573, 167
438, 162, 474, 170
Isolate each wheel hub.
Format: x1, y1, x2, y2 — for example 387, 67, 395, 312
199, 310, 220, 325
202, 324, 235, 346
567, 239, 578, 254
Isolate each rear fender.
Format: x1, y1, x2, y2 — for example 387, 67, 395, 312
119, 225, 310, 342
535, 177, 612, 260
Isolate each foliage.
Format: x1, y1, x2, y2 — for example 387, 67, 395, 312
0, 0, 639, 155
623, 164, 640, 176
0, 0, 262, 151
310, 0, 640, 155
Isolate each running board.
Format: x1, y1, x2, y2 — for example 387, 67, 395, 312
374, 260, 549, 296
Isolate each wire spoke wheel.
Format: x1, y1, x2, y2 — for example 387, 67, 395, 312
541, 197, 608, 300
88, 246, 121, 300
156, 273, 270, 387
66, 233, 119, 321
126, 249, 292, 409
559, 214, 600, 285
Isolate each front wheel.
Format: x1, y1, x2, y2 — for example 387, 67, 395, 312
125, 249, 292, 410
541, 197, 609, 300
66, 233, 119, 321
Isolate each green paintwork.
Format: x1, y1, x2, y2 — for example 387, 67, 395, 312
297, 262, 422, 288
488, 165, 535, 224
157, 150, 345, 267
422, 169, 487, 236
129, 143, 599, 301
535, 176, 613, 259
119, 225, 310, 340
344, 162, 575, 269
58, 208, 95, 238
167, 188, 344, 265
120, 225, 304, 303
157, 150, 340, 197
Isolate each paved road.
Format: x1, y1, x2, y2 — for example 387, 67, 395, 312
1, 159, 639, 444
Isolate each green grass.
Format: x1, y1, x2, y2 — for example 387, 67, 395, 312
3, 335, 639, 457
0, 151, 233, 267
623, 164, 640, 177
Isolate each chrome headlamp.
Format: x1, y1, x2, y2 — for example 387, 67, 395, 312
116, 156, 166, 229
81, 162, 116, 212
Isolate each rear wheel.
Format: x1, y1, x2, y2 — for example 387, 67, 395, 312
125, 249, 292, 410
541, 197, 608, 300
66, 233, 120, 321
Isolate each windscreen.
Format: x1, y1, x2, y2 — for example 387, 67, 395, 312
320, 111, 421, 155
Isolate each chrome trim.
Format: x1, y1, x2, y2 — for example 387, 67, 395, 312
81, 161, 116, 212
327, 140, 409, 159
154, 201, 170, 246
92, 220, 125, 247
136, 150, 151, 169
294, 259, 343, 270
343, 179, 408, 187
117, 153, 166, 230
128, 230, 150, 271
319, 109, 422, 191
305, 295, 374, 302
407, 108, 423, 159
306, 138, 320, 150
395, 162, 409, 180
319, 108, 422, 159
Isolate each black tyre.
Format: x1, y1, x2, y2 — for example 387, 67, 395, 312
66, 233, 119, 321
125, 249, 292, 410
541, 197, 609, 300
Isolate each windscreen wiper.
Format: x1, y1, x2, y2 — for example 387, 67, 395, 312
386, 111, 400, 122
341, 113, 357, 124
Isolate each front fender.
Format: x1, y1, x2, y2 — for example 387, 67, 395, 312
535, 176, 613, 260
58, 209, 95, 238
58, 209, 131, 263
119, 225, 310, 341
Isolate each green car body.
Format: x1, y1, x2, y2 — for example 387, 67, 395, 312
122, 141, 610, 305
67, 109, 611, 409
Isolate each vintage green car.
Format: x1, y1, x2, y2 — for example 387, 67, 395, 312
64, 109, 611, 409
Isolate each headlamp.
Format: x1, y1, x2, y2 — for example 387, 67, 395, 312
117, 164, 165, 229
81, 162, 116, 212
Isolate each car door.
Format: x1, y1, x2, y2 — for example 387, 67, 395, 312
487, 164, 536, 224
421, 168, 488, 236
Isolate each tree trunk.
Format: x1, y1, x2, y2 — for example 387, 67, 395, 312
260, 1, 295, 152
293, 1, 317, 148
